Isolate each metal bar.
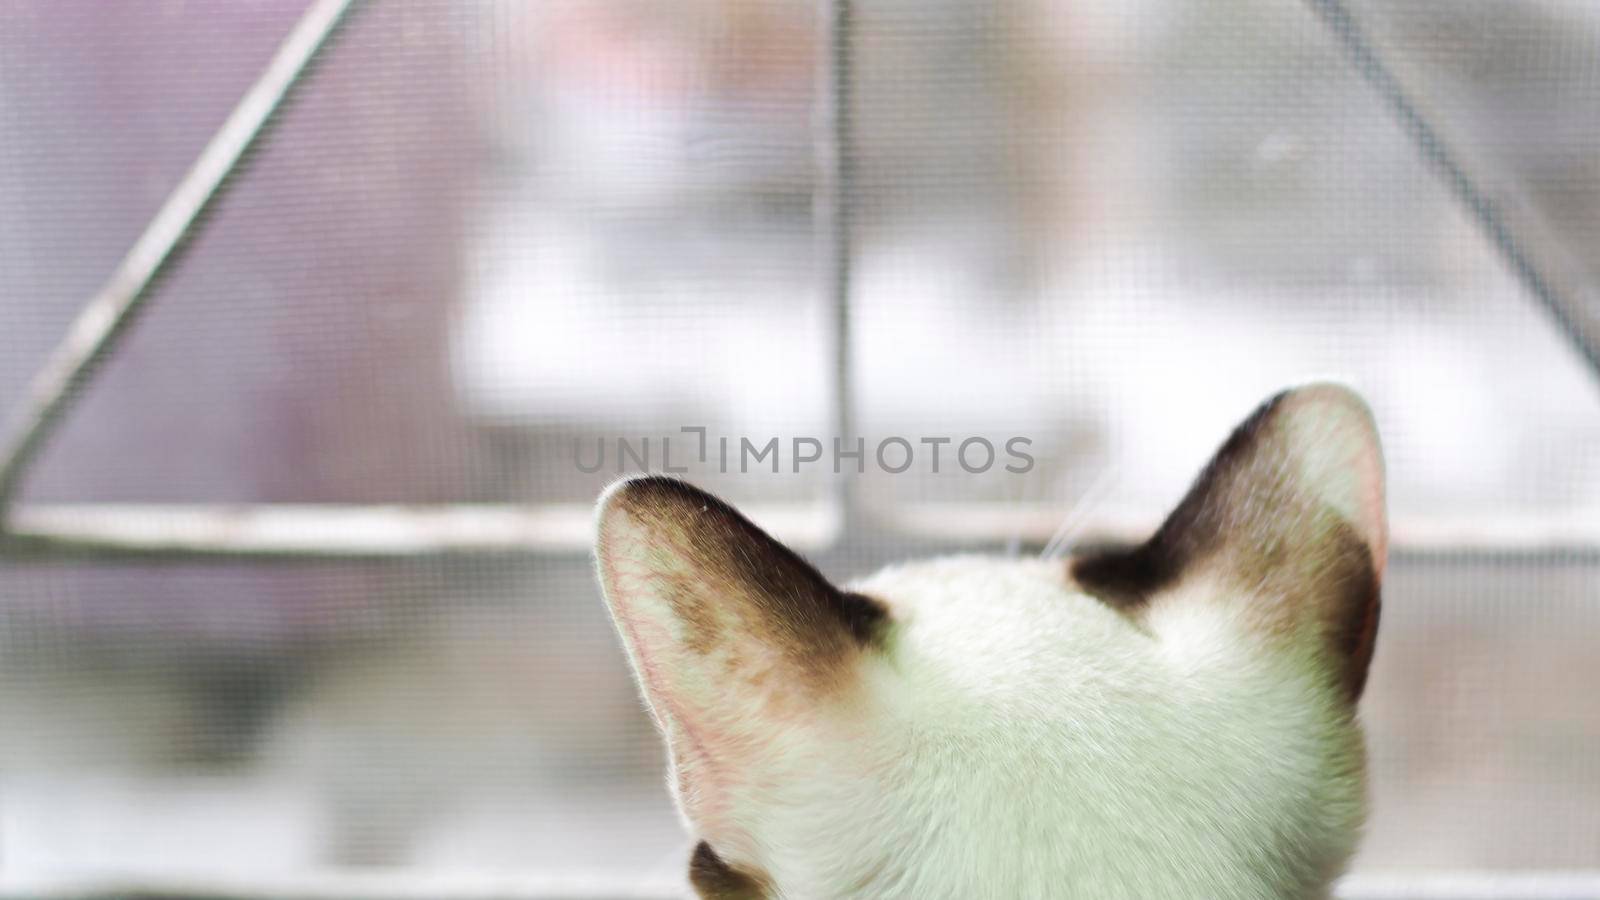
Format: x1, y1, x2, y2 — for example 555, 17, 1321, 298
0, 502, 842, 561
1, 502, 1594, 562
1338, 872, 1600, 900
876, 502, 1600, 557
1302, 0, 1600, 388
4, 871, 1600, 900
0, 873, 687, 900
0, 0, 365, 513
816, 0, 860, 525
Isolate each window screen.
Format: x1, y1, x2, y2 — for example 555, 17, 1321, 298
1, 0, 1597, 894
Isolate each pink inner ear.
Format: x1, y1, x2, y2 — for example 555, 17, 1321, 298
597, 542, 734, 834
1281, 384, 1389, 581
1353, 438, 1388, 582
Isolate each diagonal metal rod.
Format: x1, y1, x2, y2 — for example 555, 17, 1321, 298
0, 0, 365, 514
1303, 0, 1600, 388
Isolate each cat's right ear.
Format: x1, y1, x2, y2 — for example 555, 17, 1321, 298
1070, 383, 1386, 700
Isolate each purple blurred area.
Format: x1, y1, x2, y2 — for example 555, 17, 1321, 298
2, 0, 478, 647
2, 0, 477, 507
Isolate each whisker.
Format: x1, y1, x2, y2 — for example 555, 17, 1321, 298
1040, 465, 1119, 561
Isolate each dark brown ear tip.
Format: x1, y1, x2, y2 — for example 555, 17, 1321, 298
1264, 383, 1383, 444
1262, 386, 1297, 410
1230, 388, 1292, 443
605, 474, 709, 508
1279, 381, 1373, 410
599, 474, 742, 527
1231, 383, 1374, 445
596, 476, 714, 558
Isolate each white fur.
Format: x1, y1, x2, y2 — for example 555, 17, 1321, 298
703, 556, 1364, 899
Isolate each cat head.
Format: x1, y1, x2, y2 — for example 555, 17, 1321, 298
594, 383, 1385, 899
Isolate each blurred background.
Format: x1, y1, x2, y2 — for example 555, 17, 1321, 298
0, 0, 1598, 893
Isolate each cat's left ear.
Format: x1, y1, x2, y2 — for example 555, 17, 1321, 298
594, 476, 885, 853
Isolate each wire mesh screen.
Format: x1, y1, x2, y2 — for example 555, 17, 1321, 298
1, 0, 1599, 894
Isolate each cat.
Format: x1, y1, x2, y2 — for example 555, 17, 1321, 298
593, 383, 1386, 899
